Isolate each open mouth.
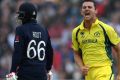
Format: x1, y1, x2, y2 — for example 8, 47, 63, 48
85, 12, 90, 16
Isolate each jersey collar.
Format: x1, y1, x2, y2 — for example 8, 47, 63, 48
79, 18, 99, 30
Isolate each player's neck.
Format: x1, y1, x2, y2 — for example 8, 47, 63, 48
84, 17, 96, 30
22, 19, 36, 24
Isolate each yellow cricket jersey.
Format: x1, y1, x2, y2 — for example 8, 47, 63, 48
72, 19, 120, 67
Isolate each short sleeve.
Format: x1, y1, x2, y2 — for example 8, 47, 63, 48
106, 26, 120, 45
72, 28, 79, 51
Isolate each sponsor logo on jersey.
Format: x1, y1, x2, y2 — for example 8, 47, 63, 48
94, 31, 100, 37
82, 39, 97, 44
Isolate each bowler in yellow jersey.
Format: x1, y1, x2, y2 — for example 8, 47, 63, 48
72, 0, 120, 80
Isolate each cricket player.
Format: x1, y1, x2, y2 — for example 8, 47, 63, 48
6, 2, 53, 80
72, 0, 120, 80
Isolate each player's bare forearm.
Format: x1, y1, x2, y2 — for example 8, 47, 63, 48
74, 51, 84, 68
117, 43, 120, 75
114, 43, 120, 75
118, 50, 120, 75
116, 46, 120, 80
73, 51, 89, 75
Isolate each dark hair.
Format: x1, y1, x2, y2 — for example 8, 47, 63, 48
81, 0, 96, 9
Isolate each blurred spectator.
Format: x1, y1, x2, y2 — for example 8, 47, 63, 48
7, 31, 15, 50
95, 0, 109, 17
53, 50, 62, 72
108, 12, 120, 36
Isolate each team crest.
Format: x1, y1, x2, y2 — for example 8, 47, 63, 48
80, 32, 85, 38
94, 31, 100, 37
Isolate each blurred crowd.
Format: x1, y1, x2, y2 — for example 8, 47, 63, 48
0, 0, 120, 80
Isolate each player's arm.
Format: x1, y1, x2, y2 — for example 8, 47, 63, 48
46, 29, 53, 72
45, 29, 53, 80
105, 26, 120, 80
6, 27, 24, 80
10, 27, 24, 72
73, 50, 89, 75
72, 28, 84, 67
113, 42, 120, 80
73, 50, 84, 67
72, 29, 89, 75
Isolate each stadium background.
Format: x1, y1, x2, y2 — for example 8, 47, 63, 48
0, 0, 120, 80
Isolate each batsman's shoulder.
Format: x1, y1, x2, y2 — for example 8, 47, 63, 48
15, 25, 25, 35
16, 25, 24, 30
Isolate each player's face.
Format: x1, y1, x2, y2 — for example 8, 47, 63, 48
81, 2, 97, 21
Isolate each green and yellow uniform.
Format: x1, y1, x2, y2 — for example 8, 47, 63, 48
72, 19, 120, 80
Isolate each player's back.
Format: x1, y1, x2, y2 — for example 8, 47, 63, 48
17, 20, 49, 80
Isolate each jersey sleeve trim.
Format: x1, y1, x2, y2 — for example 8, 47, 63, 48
72, 27, 80, 51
